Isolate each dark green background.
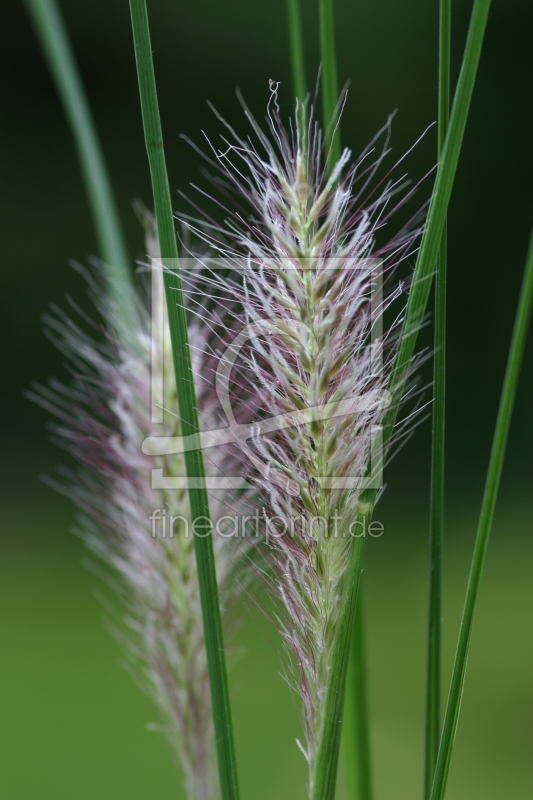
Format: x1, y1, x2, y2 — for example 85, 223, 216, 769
1, 1, 532, 797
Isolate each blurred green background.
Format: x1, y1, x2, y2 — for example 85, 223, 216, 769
1, 0, 532, 797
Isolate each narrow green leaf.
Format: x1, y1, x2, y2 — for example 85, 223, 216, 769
384, 0, 491, 441
431, 227, 533, 799
425, 0, 450, 795
319, 0, 340, 165
128, 2, 239, 798
311, 516, 369, 800
343, 593, 372, 800
24, 0, 135, 325
311, 2, 492, 797
287, 0, 307, 108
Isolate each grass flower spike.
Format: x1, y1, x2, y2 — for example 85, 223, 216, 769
30, 216, 244, 800
183, 86, 424, 794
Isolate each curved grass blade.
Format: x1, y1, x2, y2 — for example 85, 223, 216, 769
383, 0, 491, 443
319, 0, 340, 165
311, 2, 493, 797
430, 226, 533, 800
425, 0, 451, 795
24, 0, 135, 324
128, 2, 239, 798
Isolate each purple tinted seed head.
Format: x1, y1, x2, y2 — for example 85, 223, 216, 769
181, 85, 425, 794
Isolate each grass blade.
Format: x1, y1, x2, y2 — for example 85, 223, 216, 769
425, 0, 451, 795
311, 515, 369, 800
128, 2, 239, 798
311, 2, 492, 797
343, 594, 372, 800
24, 0, 135, 323
319, 0, 340, 165
287, 0, 307, 108
430, 226, 533, 799
384, 0, 491, 439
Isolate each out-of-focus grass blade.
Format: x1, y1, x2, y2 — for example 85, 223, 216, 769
24, 0, 135, 325
319, 0, 340, 165
425, 0, 451, 795
430, 226, 533, 800
287, 0, 306, 110
128, 2, 239, 798
311, 2, 492, 797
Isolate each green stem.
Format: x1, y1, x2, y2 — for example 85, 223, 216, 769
384, 0, 491, 444
312, 518, 369, 800
430, 227, 533, 800
319, 0, 340, 166
128, 2, 239, 798
24, 0, 135, 324
343, 591, 372, 800
425, 0, 450, 796
311, 1, 492, 797
287, 0, 306, 108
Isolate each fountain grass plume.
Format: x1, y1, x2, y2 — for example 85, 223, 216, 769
28, 215, 247, 800
180, 85, 426, 794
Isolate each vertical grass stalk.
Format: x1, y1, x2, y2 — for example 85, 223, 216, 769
343, 595, 373, 800
287, 0, 307, 109
311, 1, 492, 796
24, 0, 135, 324
430, 226, 533, 800
425, 0, 451, 795
384, 0, 491, 441
319, 0, 340, 165
128, 2, 239, 798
